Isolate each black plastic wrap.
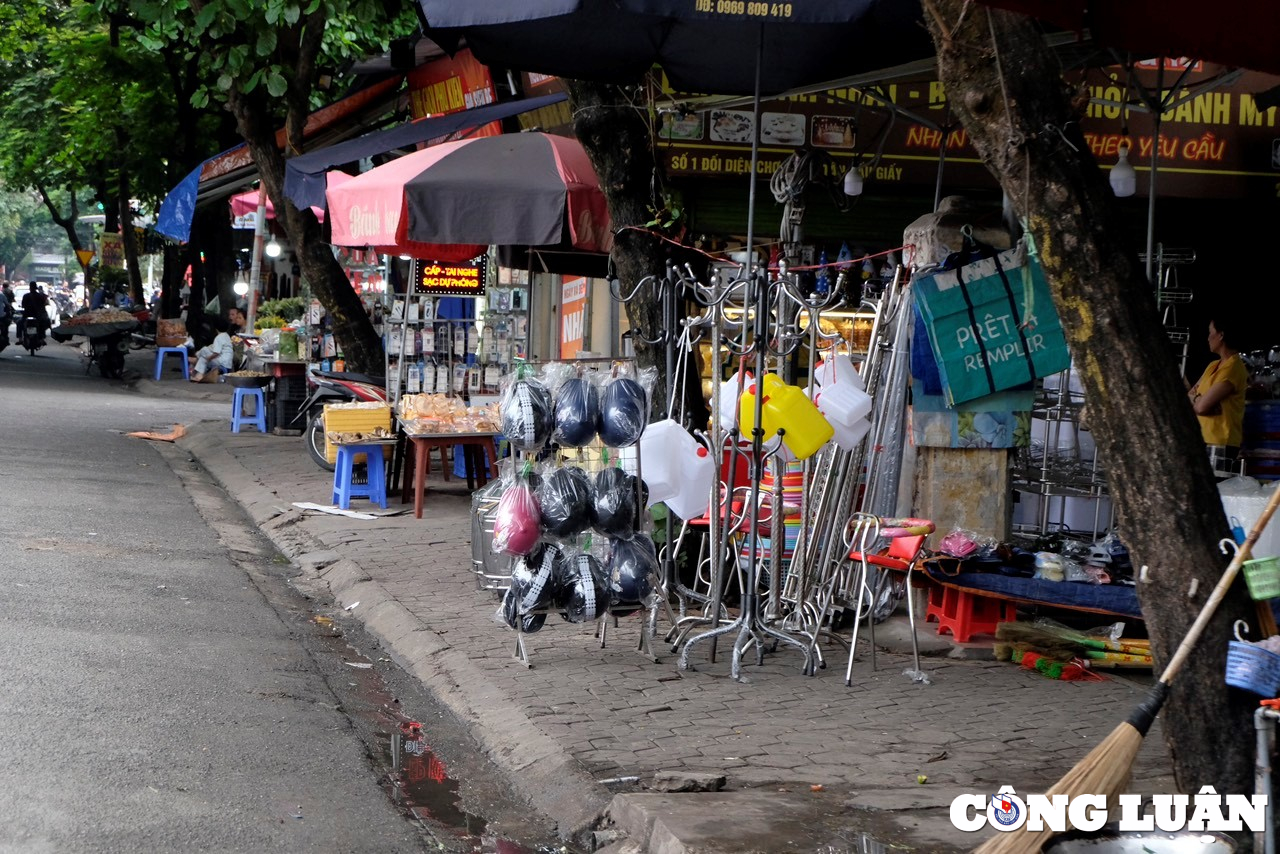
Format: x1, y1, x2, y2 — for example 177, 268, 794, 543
592, 466, 646, 539
509, 541, 564, 614
536, 466, 594, 538
598, 375, 648, 448
555, 552, 609, 623
500, 376, 554, 452
606, 534, 659, 606
553, 375, 601, 447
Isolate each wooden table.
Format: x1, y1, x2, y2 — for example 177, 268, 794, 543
401, 432, 500, 519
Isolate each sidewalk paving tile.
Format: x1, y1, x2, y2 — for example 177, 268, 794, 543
176, 420, 1178, 849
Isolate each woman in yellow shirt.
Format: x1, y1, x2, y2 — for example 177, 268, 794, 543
1187, 317, 1248, 461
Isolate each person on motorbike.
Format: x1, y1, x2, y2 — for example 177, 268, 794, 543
189, 307, 245, 382
20, 282, 50, 340
0, 285, 12, 351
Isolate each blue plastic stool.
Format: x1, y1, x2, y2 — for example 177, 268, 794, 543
155, 346, 189, 381
231, 387, 267, 434
332, 444, 387, 510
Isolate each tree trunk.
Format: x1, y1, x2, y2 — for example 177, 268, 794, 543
225, 91, 382, 374
118, 172, 143, 304
923, 3, 1257, 794
566, 80, 709, 428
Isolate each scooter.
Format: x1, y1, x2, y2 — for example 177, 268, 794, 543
294, 367, 388, 470
15, 310, 47, 355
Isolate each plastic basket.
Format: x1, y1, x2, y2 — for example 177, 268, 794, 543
1225, 640, 1280, 696
1242, 556, 1280, 601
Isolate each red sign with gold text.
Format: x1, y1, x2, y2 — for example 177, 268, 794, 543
408, 49, 501, 139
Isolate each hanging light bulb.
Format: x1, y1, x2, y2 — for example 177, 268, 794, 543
843, 163, 864, 196
1109, 138, 1137, 198
265, 238, 281, 258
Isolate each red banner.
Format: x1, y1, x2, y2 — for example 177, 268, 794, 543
408, 49, 501, 139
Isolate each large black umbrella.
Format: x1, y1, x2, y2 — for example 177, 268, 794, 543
417, 0, 933, 98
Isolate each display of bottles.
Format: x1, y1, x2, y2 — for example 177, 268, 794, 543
467, 359, 481, 394
435, 361, 450, 392
419, 359, 433, 393
453, 325, 465, 357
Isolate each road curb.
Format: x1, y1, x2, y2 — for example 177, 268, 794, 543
176, 423, 612, 845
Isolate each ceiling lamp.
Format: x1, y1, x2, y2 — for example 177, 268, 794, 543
265, 238, 282, 258
843, 164, 864, 196
1110, 139, 1137, 198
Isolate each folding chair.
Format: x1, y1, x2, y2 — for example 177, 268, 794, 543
845, 516, 935, 686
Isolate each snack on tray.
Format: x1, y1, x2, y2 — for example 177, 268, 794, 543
326, 427, 394, 444
227, 370, 269, 377
62, 308, 136, 326
398, 393, 499, 434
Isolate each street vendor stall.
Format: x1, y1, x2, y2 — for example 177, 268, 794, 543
52, 308, 140, 379
395, 392, 501, 518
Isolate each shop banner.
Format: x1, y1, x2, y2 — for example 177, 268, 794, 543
914, 248, 1071, 406
99, 233, 124, 269
560, 276, 587, 358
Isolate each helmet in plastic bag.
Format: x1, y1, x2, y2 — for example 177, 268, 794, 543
592, 466, 645, 539
607, 534, 659, 605
536, 466, 593, 538
598, 376, 647, 448
501, 378, 554, 452
509, 542, 563, 613
553, 376, 600, 447
557, 553, 609, 623
500, 587, 549, 633
491, 479, 542, 556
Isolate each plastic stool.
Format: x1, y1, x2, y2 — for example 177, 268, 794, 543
925, 585, 1017, 643
155, 346, 189, 381
231, 387, 268, 434
333, 444, 387, 509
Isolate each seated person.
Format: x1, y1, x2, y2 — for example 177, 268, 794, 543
189, 307, 245, 382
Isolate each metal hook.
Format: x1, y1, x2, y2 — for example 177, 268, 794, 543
1219, 538, 1241, 557
1234, 619, 1251, 643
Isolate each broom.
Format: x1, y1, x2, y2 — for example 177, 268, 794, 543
974, 482, 1280, 854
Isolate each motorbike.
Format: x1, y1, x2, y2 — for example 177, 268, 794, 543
14, 310, 47, 355
86, 332, 130, 378
294, 367, 388, 470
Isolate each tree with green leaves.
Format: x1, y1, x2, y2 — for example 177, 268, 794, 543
118, 0, 419, 372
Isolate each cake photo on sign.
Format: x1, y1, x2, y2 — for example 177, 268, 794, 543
761, 112, 805, 146
709, 110, 755, 144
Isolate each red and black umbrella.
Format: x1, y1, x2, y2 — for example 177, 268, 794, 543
325, 132, 612, 261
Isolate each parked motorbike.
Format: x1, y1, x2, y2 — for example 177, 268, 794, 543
294, 368, 388, 470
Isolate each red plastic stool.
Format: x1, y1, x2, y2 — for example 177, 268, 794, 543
925, 585, 1016, 642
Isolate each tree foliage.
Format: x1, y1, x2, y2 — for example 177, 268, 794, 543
113, 0, 418, 368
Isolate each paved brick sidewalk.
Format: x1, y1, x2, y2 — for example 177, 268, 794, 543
175, 418, 1175, 851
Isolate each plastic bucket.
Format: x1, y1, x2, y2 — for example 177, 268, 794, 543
1242, 556, 1280, 601
1225, 639, 1280, 696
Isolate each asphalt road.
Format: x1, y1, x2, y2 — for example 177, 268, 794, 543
0, 340, 562, 853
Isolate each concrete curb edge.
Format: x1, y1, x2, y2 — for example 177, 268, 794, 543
176, 424, 612, 844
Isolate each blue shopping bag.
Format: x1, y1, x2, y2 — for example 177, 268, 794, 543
913, 246, 1070, 406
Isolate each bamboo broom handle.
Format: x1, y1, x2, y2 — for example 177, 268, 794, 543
1157, 482, 1280, 686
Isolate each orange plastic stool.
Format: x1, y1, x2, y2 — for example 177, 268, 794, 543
925, 585, 1016, 642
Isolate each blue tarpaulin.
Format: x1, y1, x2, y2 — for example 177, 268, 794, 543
283, 92, 568, 211
154, 148, 244, 243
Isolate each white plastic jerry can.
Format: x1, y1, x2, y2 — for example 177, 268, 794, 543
637, 418, 716, 520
